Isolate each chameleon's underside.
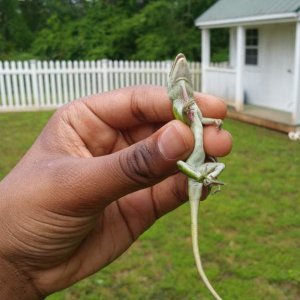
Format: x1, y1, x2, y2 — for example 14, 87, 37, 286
168, 54, 225, 300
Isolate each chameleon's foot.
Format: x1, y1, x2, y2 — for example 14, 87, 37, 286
177, 161, 225, 187
183, 100, 195, 112
201, 162, 225, 187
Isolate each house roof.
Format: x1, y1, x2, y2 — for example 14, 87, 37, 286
195, 0, 300, 28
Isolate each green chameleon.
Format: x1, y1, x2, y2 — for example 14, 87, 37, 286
168, 53, 225, 300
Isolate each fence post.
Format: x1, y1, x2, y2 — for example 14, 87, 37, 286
166, 60, 172, 85
102, 59, 108, 92
0, 61, 7, 109
30, 60, 39, 108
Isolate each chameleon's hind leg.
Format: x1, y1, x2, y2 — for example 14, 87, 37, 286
177, 160, 202, 181
177, 161, 225, 185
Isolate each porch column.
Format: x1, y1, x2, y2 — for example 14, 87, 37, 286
201, 28, 210, 93
292, 21, 300, 125
235, 26, 245, 111
229, 28, 237, 68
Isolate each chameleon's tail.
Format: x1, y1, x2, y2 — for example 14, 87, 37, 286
190, 187, 222, 300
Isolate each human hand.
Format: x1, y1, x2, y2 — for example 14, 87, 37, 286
0, 86, 232, 299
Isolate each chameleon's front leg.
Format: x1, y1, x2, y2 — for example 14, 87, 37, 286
201, 117, 223, 128
183, 101, 223, 128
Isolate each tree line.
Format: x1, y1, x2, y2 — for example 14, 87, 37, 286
0, 0, 228, 61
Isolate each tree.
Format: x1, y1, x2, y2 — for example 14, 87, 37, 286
0, 0, 32, 55
1, 0, 222, 61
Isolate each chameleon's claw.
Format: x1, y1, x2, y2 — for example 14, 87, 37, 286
203, 175, 225, 196
211, 184, 222, 195
207, 156, 218, 163
214, 119, 223, 129
203, 177, 225, 187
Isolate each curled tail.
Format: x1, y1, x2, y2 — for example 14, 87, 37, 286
189, 183, 222, 300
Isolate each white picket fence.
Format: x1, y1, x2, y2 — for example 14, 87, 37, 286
0, 60, 201, 112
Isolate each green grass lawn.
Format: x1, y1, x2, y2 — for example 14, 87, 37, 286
0, 111, 300, 300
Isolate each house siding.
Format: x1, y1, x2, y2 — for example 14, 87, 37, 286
228, 23, 295, 111
243, 23, 295, 112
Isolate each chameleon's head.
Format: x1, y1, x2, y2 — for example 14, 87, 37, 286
168, 53, 192, 88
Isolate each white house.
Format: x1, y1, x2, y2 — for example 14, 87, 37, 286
195, 0, 300, 127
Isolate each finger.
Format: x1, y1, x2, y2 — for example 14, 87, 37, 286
195, 93, 227, 119
123, 124, 233, 158
82, 86, 227, 128
51, 120, 194, 209
120, 92, 227, 145
83, 86, 172, 128
203, 126, 233, 157
58, 86, 227, 157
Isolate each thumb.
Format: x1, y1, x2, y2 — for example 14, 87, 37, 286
70, 120, 194, 206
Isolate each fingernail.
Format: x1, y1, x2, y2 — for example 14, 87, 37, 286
158, 124, 189, 160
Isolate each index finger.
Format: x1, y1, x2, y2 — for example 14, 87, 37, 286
83, 85, 227, 128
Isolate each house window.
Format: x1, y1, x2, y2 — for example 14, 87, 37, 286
245, 29, 258, 65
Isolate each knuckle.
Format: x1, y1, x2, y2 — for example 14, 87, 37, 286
119, 142, 161, 185
130, 89, 148, 123
130, 86, 162, 123
171, 174, 188, 205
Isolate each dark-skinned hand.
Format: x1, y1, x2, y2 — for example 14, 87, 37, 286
0, 86, 232, 299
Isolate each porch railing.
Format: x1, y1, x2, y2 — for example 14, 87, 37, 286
205, 64, 236, 103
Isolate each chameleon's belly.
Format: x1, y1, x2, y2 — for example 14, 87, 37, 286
186, 119, 205, 172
